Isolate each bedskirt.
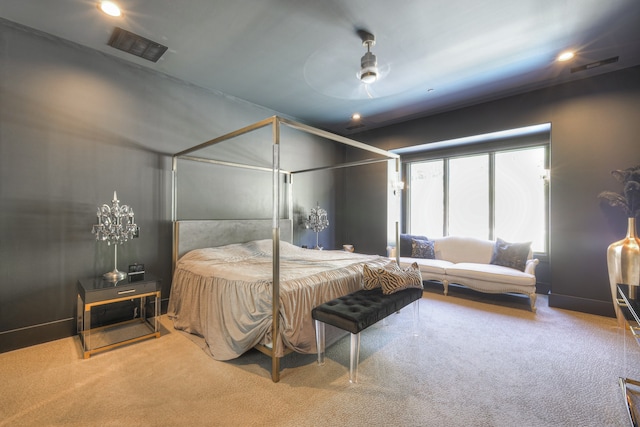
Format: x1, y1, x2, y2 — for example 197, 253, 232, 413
167, 239, 392, 360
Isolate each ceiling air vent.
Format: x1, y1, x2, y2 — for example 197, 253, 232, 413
107, 27, 168, 63
571, 56, 618, 73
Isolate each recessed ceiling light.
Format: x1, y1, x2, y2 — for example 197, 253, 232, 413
557, 51, 575, 62
98, 1, 122, 17
352, 113, 361, 120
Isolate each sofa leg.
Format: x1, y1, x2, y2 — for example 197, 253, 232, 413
443, 280, 449, 296
529, 293, 537, 312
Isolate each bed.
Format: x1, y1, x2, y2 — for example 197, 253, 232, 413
169, 116, 401, 382
168, 235, 392, 359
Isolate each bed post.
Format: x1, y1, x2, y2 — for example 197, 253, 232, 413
172, 155, 178, 273
395, 158, 401, 266
395, 221, 400, 266
272, 117, 281, 382
272, 227, 281, 382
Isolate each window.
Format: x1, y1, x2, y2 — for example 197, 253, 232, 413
449, 155, 489, 239
494, 148, 547, 252
408, 161, 443, 239
406, 145, 548, 253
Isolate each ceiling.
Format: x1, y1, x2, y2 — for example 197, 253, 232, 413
1, 0, 639, 134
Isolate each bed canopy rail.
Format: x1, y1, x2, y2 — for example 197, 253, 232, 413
171, 115, 400, 382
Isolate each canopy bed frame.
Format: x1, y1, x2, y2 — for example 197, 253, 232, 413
171, 116, 400, 382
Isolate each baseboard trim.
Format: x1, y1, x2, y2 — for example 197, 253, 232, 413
548, 293, 615, 317
0, 298, 171, 354
535, 281, 551, 295
0, 318, 76, 354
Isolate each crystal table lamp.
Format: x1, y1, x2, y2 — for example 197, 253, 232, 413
91, 191, 138, 281
304, 202, 329, 250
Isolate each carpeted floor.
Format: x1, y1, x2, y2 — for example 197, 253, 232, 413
1, 287, 638, 427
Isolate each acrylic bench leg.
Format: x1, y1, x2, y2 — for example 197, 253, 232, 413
315, 319, 325, 365
412, 299, 420, 337
350, 332, 360, 383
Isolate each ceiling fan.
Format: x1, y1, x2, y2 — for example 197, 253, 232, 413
357, 29, 379, 85
303, 27, 411, 101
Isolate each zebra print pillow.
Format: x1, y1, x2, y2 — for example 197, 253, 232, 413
363, 262, 423, 294
363, 262, 401, 290
381, 262, 423, 295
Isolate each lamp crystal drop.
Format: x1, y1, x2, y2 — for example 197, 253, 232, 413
91, 192, 138, 249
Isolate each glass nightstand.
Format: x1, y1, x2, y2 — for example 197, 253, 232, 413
77, 275, 160, 358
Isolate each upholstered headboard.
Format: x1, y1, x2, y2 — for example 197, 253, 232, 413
173, 219, 293, 266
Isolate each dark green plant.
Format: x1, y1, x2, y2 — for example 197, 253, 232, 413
598, 165, 640, 219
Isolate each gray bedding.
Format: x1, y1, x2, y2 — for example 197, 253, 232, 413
167, 239, 392, 360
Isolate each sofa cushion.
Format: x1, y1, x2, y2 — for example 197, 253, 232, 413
399, 257, 452, 275
411, 238, 435, 259
400, 234, 428, 257
445, 262, 536, 286
434, 236, 494, 264
490, 238, 531, 272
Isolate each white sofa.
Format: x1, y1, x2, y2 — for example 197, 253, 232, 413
390, 235, 539, 311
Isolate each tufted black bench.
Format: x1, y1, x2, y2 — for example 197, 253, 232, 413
311, 286, 422, 383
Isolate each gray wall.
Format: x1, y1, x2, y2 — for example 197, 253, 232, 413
0, 20, 342, 352
349, 65, 640, 316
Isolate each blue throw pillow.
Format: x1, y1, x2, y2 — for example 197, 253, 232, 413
411, 238, 435, 259
490, 238, 531, 272
400, 234, 428, 257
